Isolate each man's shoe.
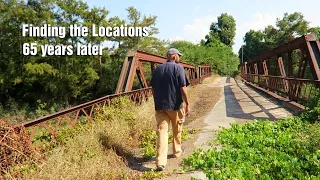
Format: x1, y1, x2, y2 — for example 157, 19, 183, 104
156, 165, 165, 171
173, 148, 185, 158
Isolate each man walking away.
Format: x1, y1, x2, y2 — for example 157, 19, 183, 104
150, 48, 190, 171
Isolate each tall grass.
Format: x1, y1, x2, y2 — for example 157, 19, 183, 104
24, 96, 156, 180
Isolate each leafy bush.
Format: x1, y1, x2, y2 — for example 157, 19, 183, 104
183, 118, 320, 179
170, 40, 239, 76
183, 95, 320, 179
300, 92, 320, 123
140, 129, 157, 159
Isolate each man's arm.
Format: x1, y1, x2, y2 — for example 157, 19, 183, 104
178, 66, 190, 116
181, 86, 189, 106
185, 73, 190, 87
150, 70, 156, 104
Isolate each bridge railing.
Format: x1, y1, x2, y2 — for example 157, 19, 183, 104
240, 34, 320, 106
242, 73, 320, 104
20, 88, 153, 142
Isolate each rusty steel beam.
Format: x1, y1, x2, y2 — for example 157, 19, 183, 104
241, 34, 317, 65
20, 88, 154, 143
115, 54, 131, 93
124, 56, 138, 92
240, 34, 320, 106
138, 62, 148, 88
277, 57, 289, 93
288, 51, 293, 77
305, 40, 320, 80
136, 50, 196, 69
22, 88, 152, 128
116, 50, 211, 94
254, 63, 258, 74
116, 50, 202, 94
262, 60, 268, 75
240, 34, 320, 81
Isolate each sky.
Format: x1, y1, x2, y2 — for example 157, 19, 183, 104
84, 0, 320, 54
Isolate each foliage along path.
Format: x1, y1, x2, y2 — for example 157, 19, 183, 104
152, 76, 293, 180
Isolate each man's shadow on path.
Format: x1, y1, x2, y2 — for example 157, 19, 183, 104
98, 133, 179, 172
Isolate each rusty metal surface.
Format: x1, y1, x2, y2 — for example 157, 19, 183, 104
241, 74, 320, 104
136, 50, 196, 69
240, 34, 316, 65
115, 50, 199, 94
240, 34, 320, 105
116, 50, 211, 94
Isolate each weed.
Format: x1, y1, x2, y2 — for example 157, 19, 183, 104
140, 127, 192, 160
140, 129, 157, 159
183, 116, 320, 179
140, 170, 165, 180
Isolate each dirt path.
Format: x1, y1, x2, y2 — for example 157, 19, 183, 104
146, 76, 294, 180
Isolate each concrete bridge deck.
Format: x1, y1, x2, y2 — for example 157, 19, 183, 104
159, 76, 293, 179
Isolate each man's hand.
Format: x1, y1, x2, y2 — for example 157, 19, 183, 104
181, 86, 190, 116
185, 104, 190, 116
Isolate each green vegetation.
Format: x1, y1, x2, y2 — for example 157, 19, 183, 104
0, 0, 163, 122
170, 41, 239, 76
140, 128, 192, 159
3, 1, 320, 179
183, 94, 320, 179
203, 13, 236, 47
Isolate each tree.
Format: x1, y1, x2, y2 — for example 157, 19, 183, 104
309, 27, 320, 40
238, 12, 316, 63
276, 12, 309, 43
238, 30, 266, 62
111, 6, 159, 57
170, 40, 239, 76
0, 1, 168, 118
204, 13, 236, 47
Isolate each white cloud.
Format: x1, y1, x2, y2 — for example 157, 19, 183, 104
233, 12, 279, 53
169, 15, 217, 44
167, 12, 312, 55
168, 12, 278, 53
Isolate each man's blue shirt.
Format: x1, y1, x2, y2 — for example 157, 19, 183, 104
150, 60, 190, 110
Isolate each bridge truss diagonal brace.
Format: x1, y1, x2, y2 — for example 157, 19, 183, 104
305, 40, 320, 82
115, 50, 137, 94
115, 50, 201, 94
277, 56, 289, 93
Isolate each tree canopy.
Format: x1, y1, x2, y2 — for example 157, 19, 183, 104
204, 13, 236, 47
238, 12, 319, 62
